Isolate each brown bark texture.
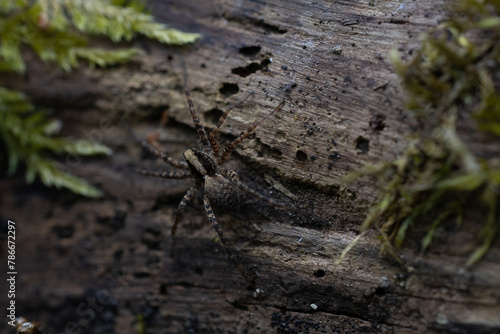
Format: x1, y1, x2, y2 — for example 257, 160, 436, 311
1, 0, 499, 333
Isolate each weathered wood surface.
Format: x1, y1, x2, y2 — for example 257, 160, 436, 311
1, 0, 500, 333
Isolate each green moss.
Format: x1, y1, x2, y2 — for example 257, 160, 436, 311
0, 0, 200, 196
0, 0, 201, 72
135, 313, 146, 334
342, 0, 500, 266
0, 87, 112, 197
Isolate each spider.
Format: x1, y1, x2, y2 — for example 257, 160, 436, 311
134, 80, 284, 285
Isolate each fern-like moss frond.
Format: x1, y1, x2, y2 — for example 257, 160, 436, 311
0, 0, 201, 73
0, 87, 111, 197
0, 0, 200, 197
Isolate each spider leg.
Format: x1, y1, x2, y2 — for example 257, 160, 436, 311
123, 123, 189, 169
181, 63, 209, 146
220, 100, 285, 163
219, 168, 294, 212
172, 186, 198, 236
147, 132, 164, 151
219, 168, 239, 182
237, 180, 292, 211
184, 88, 210, 147
141, 140, 189, 169
203, 194, 254, 286
136, 170, 192, 179
208, 92, 254, 157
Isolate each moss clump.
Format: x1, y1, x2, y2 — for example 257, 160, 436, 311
343, 0, 500, 266
0, 0, 200, 196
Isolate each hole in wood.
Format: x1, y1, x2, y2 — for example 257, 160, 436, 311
219, 83, 239, 97
369, 114, 386, 131
355, 136, 370, 154
313, 269, 326, 277
232, 62, 262, 77
205, 108, 224, 125
296, 150, 308, 162
239, 45, 261, 57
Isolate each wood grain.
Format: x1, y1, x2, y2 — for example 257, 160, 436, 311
1, 0, 499, 333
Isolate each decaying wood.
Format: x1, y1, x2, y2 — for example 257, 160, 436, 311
1, 0, 499, 333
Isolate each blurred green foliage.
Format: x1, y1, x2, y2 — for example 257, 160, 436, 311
0, 0, 200, 196
343, 0, 500, 266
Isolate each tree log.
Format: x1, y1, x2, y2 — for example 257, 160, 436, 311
1, 0, 499, 333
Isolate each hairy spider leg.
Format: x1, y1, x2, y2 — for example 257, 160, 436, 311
220, 100, 285, 164
219, 168, 239, 182
172, 186, 198, 236
184, 88, 210, 147
124, 123, 189, 169
208, 92, 254, 157
237, 179, 293, 212
147, 132, 163, 150
136, 170, 192, 179
181, 62, 210, 147
203, 194, 254, 287
219, 168, 292, 212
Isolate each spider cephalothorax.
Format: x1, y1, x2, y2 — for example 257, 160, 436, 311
135, 82, 284, 285
184, 147, 240, 211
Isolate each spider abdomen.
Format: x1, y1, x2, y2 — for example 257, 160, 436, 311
204, 174, 240, 212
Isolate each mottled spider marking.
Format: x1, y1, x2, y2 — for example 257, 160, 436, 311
184, 88, 209, 147
204, 172, 240, 211
219, 168, 240, 183
172, 186, 197, 237
136, 170, 191, 179
208, 92, 254, 156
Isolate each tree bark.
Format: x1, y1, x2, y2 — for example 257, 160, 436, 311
1, 0, 499, 333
